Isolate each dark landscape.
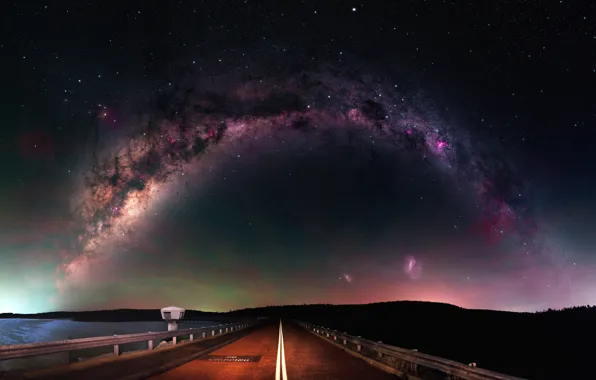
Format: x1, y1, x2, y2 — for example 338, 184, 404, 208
0, 309, 235, 323
3, 301, 594, 379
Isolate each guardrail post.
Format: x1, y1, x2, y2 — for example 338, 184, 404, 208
357, 344, 361, 352
411, 349, 418, 373
226, 327, 229, 332
172, 336, 177, 345
113, 344, 119, 356
212, 330, 215, 336
190, 333, 194, 341
333, 335, 337, 341
219, 328, 223, 334
148, 340, 153, 350
202, 331, 206, 338
343, 339, 347, 345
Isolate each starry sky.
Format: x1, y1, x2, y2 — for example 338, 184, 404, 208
0, 0, 594, 314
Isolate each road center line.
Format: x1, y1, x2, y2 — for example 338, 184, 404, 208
281, 321, 288, 380
275, 320, 288, 380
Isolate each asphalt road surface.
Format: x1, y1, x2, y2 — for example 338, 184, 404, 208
151, 320, 397, 380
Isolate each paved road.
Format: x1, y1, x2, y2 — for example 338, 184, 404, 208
151, 320, 397, 380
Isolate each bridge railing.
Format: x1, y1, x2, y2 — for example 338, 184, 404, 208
296, 321, 526, 380
0, 321, 256, 362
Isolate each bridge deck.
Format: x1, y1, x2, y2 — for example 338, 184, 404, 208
151, 321, 396, 380
20, 321, 396, 380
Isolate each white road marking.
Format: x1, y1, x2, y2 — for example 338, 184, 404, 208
276, 320, 288, 380
281, 321, 288, 380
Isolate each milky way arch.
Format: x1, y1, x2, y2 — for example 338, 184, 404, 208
59, 70, 534, 294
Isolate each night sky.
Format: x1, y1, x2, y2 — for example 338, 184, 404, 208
1, 0, 594, 314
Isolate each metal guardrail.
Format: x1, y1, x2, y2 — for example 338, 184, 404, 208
296, 321, 527, 380
0, 321, 256, 362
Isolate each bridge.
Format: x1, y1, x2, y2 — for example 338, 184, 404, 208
0, 318, 525, 380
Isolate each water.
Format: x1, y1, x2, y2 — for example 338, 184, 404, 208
0, 319, 218, 372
